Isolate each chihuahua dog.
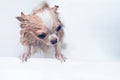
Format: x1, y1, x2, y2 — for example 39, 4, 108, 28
16, 2, 65, 62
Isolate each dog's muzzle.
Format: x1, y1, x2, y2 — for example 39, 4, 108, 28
50, 38, 57, 45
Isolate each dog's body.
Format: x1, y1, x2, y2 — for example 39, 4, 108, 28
16, 2, 65, 62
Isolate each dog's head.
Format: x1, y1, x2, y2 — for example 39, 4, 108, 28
16, 3, 64, 46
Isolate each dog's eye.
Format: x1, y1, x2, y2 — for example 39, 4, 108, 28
56, 25, 62, 32
37, 33, 46, 39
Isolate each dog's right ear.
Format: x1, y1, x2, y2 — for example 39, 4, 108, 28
21, 12, 25, 17
16, 16, 24, 22
16, 12, 25, 22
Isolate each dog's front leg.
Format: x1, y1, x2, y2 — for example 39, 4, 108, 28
20, 44, 31, 62
54, 45, 66, 62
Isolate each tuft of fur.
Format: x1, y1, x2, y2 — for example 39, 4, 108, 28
32, 1, 49, 15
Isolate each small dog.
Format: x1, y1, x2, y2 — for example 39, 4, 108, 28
16, 2, 65, 62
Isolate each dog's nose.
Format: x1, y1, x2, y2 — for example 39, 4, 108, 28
50, 39, 57, 44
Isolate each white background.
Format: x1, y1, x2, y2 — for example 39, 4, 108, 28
0, 0, 120, 61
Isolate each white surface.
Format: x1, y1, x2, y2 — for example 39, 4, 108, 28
0, 57, 120, 80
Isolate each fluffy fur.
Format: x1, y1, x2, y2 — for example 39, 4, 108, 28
16, 2, 65, 62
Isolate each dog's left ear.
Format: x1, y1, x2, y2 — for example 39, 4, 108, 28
55, 5, 59, 8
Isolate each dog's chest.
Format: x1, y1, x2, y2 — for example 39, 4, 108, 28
36, 10, 53, 30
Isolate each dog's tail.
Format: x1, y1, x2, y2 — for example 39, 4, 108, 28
32, 1, 49, 15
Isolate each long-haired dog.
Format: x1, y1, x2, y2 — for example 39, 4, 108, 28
16, 2, 65, 62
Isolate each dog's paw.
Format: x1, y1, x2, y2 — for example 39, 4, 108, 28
55, 53, 66, 62
20, 53, 31, 62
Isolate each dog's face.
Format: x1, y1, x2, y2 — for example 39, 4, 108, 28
17, 5, 64, 46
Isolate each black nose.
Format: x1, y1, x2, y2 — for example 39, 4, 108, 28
50, 39, 57, 44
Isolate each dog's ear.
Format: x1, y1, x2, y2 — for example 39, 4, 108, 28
16, 12, 26, 22
55, 5, 59, 8
52, 5, 59, 12
21, 12, 25, 17
16, 16, 24, 22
